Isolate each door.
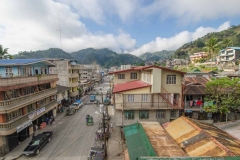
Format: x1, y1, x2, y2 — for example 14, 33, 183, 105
35, 69, 39, 74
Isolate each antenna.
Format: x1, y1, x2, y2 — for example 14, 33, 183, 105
56, 23, 62, 50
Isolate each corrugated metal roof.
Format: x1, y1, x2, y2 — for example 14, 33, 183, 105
140, 122, 187, 157
184, 77, 210, 95
164, 116, 240, 157
113, 80, 151, 93
0, 59, 56, 66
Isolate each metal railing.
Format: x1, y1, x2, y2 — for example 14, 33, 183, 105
0, 74, 58, 87
0, 100, 57, 130
184, 101, 203, 110
117, 102, 173, 110
0, 88, 57, 112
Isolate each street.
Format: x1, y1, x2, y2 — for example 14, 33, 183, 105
16, 80, 110, 160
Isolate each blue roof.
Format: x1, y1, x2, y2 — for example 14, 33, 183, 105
220, 47, 240, 52
74, 100, 82, 103
0, 59, 55, 66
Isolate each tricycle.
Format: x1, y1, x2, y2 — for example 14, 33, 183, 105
86, 115, 94, 126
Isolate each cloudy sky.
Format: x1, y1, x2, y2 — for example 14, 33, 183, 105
1, 0, 240, 56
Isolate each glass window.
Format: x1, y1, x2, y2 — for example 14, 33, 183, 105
128, 95, 134, 102
130, 73, 137, 79
139, 110, 149, 119
170, 110, 177, 117
156, 110, 166, 119
124, 110, 134, 120
118, 74, 125, 79
142, 94, 148, 102
166, 75, 176, 84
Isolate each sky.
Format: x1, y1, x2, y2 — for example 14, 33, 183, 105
1, 0, 240, 56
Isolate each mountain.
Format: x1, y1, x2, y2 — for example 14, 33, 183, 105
71, 48, 144, 67
174, 24, 240, 58
13, 48, 144, 67
14, 48, 73, 59
139, 50, 175, 61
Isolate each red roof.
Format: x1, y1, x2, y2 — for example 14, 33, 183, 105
113, 80, 152, 93
108, 65, 186, 74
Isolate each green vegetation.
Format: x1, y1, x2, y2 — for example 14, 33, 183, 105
0, 45, 13, 59
174, 24, 240, 58
139, 50, 175, 61
204, 78, 240, 121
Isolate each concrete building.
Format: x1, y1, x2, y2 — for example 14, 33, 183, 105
217, 47, 240, 66
109, 65, 186, 126
190, 52, 207, 63
0, 59, 58, 155
56, 85, 69, 113
48, 59, 81, 102
120, 65, 131, 70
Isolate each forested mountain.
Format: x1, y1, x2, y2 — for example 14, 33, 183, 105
13, 48, 144, 67
174, 24, 240, 58
14, 48, 73, 59
139, 50, 175, 61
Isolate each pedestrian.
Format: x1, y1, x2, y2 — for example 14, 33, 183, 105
46, 117, 49, 125
110, 122, 113, 131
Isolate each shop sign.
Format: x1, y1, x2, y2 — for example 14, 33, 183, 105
28, 107, 46, 120
17, 120, 32, 133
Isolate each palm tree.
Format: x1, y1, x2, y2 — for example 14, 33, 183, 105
204, 37, 219, 71
0, 45, 10, 59
221, 39, 232, 48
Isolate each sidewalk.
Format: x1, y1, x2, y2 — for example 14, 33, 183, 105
107, 105, 125, 160
2, 112, 66, 160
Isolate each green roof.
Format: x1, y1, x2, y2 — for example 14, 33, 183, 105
124, 123, 157, 160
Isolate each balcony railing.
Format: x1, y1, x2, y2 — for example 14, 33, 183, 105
69, 73, 79, 78
0, 88, 57, 113
117, 102, 173, 110
184, 101, 203, 111
69, 82, 79, 87
0, 100, 57, 133
68, 65, 79, 69
0, 74, 58, 87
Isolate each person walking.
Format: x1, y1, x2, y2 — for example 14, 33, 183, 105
110, 122, 113, 131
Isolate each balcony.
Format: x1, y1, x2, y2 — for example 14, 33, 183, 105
116, 102, 174, 110
69, 82, 79, 87
69, 91, 79, 97
68, 65, 79, 70
69, 73, 79, 78
184, 101, 203, 111
0, 88, 57, 113
0, 100, 57, 135
0, 74, 58, 88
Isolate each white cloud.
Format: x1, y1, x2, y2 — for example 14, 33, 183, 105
130, 21, 230, 56
0, 0, 136, 54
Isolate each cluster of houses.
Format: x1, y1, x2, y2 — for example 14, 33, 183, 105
109, 65, 240, 160
0, 58, 103, 155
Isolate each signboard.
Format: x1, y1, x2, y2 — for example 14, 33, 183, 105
28, 107, 46, 120
17, 120, 32, 133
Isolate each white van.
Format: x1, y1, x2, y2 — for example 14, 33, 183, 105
73, 100, 83, 110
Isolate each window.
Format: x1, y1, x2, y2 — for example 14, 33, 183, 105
124, 110, 134, 120
139, 110, 149, 119
170, 110, 177, 117
6, 109, 22, 121
5, 66, 13, 76
147, 73, 150, 83
128, 95, 134, 102
27, 104, 34, 112
130, 73, 137, 79
166, 75, 176, 84
156, 110, 166, 119
118, 74, 125, 79
142, 94, 148, 102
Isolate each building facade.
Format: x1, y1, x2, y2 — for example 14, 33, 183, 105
0, 59, 58, 155
110, 66, 185, 126
217, 47, 240, 66
190, 52, 207, 63
48, 59, 81, 102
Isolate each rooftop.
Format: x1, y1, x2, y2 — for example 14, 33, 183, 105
140, 122, 186, 157
0, 59, 56, 67
164, 116, 240, 157
109, 65, 186, 75
184, 77, 210, 95
113, 80, 151, 93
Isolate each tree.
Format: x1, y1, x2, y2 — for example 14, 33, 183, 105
0, 45, 10, 59
221, 38, 232, 48
204, 37, 219, 71
204, 78, 240, 122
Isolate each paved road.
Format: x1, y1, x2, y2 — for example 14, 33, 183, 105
18, 79, 110, 160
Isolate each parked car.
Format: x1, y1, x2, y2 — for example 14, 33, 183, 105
90, 95, 96, 102
23, 132, 53, 156
65, 105, 76, 115
73, 100, 83, 110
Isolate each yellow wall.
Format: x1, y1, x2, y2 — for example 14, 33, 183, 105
123, 87, 151, 94
113, 71, 140, 84
161, 70, 183, 94
152, 68, 161, 93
